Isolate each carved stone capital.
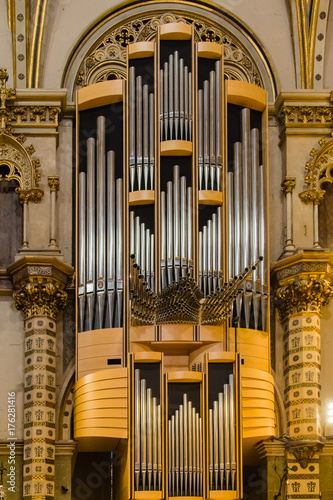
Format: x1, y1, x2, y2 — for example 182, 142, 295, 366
278, 105, 333, 127
286, 440, 324, 469
8, 257, 74, 320
13, 281, 67, 319
17, 187, 44, 204
271, 251, 333, 321
48, 176, 60, 192
274, 277, 333, 321
299, 189, 325, 205
281, 177, 296, 194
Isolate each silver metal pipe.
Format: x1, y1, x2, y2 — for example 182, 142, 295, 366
229, 374, 236, 490
164, 62, 169, 141
213, 400, 219, 489
224, 384, 231, 490
218, 392, 224, 490
135, 216, 141, 268
78, 172, 86, 332
199, 416, 203, 496
129, 66, 136, 191
187, 187, 193, 274
209, 408, 213, 491
171, 414, 175, 496
147, 388, 152, 490
203, 79, 209, 190
141, 222, 146, 280
130, 211, 135, 257
234, 142, 242, 275
141, 378, 147, 490
169, 53, 174, 140
175, 409, 179, 495
96, 116, 106, 329
107, 150, 115, 328
251, 128, 260, 329
198, 88, 203, 190
161, 191, 167, 289
136, 76, 143, 190
134, 369, 141, 490
203, 225, 208, 297
188, 71, 192, 141
174, 51, 179, 140
228, 172, 234, 280
168, 419, 172, 494
143, 84, 149, 191
183, 394, 188, 495
184, 66, 189, 141
188, 400, 192, 496
259, 163, 265, 285
174, 165, 180, 282
86, 137, 95, 330
179, 404, 184, 496
212, 212, 217, 291
215, 60, 222, 166
210, 70, 216, 190
115, 178, 123, 327
160, 69, 164, 142
217, 206, 223, 287
208, 219, 213, 295
199, 231, 203, 291
181, 176, 187, 277
242, 108, 251, 270
192, 408, 197, 495
179, 58, 184, 140
146, 228, 151, 289
149, 92, 154, 190
151, 233, 155, 292
158, 405, 162, 490
153, 397, 157, 491
167, 181, 173, 285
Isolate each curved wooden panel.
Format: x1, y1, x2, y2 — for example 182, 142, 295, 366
129, 190, 155, 205
226, 80, 267, 111
160, 140, 192, 156
160, 22, 192, 39
129, 41, 155, 59
74, 367, 128, 445
243, 418, 275, 428
243, 408, 275, 419
198, 190, 223, 205
167, 371, 202, 383
197, 41, 222, 59
77, 80, 124, 111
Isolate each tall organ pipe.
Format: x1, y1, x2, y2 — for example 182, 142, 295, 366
134, 370, 140, 491
107, 151, 115, 328
143, 84, 149, 190
86, 137, 95, 331
129, 66, 136, 191
149, 92, 154, 190
228, 172, 234, 280
173, 165, 180, 282
115, 178, 123, 327
181, 176, 187, 277
78, 172, 86, 332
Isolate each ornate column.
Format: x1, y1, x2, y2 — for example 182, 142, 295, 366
47, 177, 60, 249
8, 257, 73, 500
281, 177, 296, 256
272, 252, 333, 500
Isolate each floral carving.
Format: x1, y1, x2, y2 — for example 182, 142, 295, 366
13, 282, 68, 319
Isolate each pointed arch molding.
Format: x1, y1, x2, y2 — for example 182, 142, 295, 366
299, 134, 333, 205
62, 0, 277, 102
0, 132, 43, 202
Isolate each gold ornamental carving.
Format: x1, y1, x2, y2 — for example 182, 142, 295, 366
287, 441, 324, 469
278, 106, 332, 126
13, 281, 68, 320
75, 12, 262, 89
48, 176, 60, 192
274, 278, 333, 322
281, 177, 296, 194
0, 68, 15, 133
299, 134, 333, 205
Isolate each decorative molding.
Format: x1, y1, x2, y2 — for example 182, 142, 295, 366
299, 135, 333, 205
278, 106, 333, 127
75, 12, 262, 89
281, 177, 296, 194
271, 252, 333, 285
286, 441, 324, 469
275, 278, 333, 321
13, 281, 67, 320
48, 177, 60, 193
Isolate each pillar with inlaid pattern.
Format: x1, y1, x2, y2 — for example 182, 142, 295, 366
9, 257, 73, 500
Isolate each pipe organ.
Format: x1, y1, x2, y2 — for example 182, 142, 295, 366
75, 21, 273, 500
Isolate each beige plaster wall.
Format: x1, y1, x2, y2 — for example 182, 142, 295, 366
0, 0, 14, 86
0, 297, 24, 440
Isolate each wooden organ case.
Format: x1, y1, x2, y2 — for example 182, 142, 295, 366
74, 22, 275, 500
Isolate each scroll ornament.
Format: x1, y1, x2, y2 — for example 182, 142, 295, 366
13, 281, 67, 319
274, 278, 333, 321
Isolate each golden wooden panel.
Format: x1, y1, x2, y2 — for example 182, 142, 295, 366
243, 427, 275, 439
209, 491, 238, 500
78, 328, 123, 347
241, 357, 269, 371
230, 343, 268, 360
242, 399, 275, 410
75, 399, 127, 413
228, 327, 269, 348
128, 41, 155, 59
134, 492, 163, 499
242, 388, 274, 399
243, 418, 275, 428
160, 140, 192, 156
198, 190, 223, 205
241, 379, 274, 392
134, 351, 162, 362
199, 325, 224, 342
167, 370, 202, 383
197, 41, 222, 59
77, 80, 123, 111
160, 22, 192, 39
226, 80, 267, 112
241, 367, 274, 383
78, 343, 123, 360
208, 352, 236, 363
161, 324, 194, 341
77, 356, 123, 377
129, 190, 155, 205
130, 325, 156, 342
76, 366, 127, 386
75, 387, 127, 405
76, 377, 127, 397
75, 428, 127, 440
243, 408, 275, 419
75, 418, 128, 430
75, 407, 127, 420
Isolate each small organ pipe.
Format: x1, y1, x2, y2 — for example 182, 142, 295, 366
175, 409, 180, 495
129, 66, 136, 191
149, 92, 154, 190
241, 108, 251, 271
187, 187, 193, 274
152, 398, 157, 491
174, 51, 179, 140
192, 407, 196, 495
209, 408, 213, 491
188, 71, 192, 141
161, 190, 167, 289
217, 206, 223, 286
146, 228, 151, 289
179, 404, 184, 496
151, 233, 155, 293
134, 370, 140, 491
229, 375, 236, 491
198, 88, 203, 190
168, 420, 172, 494
167, 181, 173, 285
203, 79, 209, 190
210, 70, 216, 190
147, 388, 152, 490
179, 58, 184, 139
212, 212, 217, 291
218, 392, 224, 490
86, 137, 95, 330
143, 84, 149, 190
164, 62, 169, 141
169, 53, 174, 140
140, 222, 146, 278
158, 405, 162, 490
141, 378, 147, 490
224, 384, 231, 490
228, 172, 234, 280
160, 68, 164, 141
171, 414, 175, 496
96, 116, 106, 329
188, 400, 192, 496
184, 66, 189, 141
234, 142, 242, 276
136, 76, 143, 190
183, 394, 188, 495
174, 165, 180, 282
181, 176, 187, 277
213, 400, 219, 489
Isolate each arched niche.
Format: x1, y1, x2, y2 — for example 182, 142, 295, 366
62, 1, 277, 103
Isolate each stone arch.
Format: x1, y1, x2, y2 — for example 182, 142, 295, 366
62, 0, 277, 102
56, 362, 75, 441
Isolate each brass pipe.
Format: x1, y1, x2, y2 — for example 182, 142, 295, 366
129, 66, 136, 191
134, 369, 141, 490
213, 400, 219, 489
183, 394, 188, 495
136, 75, 143, 190
209, 408, 213, 491
199, 416, 203, 496
149, 92, 154, 190
141, 378, 147, 490
143, 84, 149, 190
169, 53, 174, 140
224, 384, 230, 490
78, 171, 86, 332
96, 116, 106, 329
152, 397, 157, 491
218, 392, 224, 490
229, 375, 236, 490
107, 151, 115, 328
147, 388, 152, 490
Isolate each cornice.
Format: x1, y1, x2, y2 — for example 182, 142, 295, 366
271, 250, 333, 286
256, 440, 285, 459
